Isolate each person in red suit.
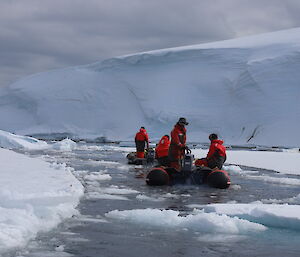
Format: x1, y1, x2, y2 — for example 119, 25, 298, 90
135, 127, 149, 158
195, 133, 227, 169
155, 135, 170, 166
168, 117, 188, 170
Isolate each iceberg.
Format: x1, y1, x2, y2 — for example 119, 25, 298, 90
1, 28, 300, 146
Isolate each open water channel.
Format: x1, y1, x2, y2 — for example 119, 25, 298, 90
9, 142, 300, 257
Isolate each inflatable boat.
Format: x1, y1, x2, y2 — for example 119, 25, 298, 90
146, 152, 230, 189
126, 148, 156, 165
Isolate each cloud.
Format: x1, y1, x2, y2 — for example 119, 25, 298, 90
1, 0, 300, 87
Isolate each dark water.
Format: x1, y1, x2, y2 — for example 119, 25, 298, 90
11, 143, 300, 257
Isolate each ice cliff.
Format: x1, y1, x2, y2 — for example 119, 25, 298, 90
0, 28, 300, 146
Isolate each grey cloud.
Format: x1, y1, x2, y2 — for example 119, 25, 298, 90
1, 0, 300, 87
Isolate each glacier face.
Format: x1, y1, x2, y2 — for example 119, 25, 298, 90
0, 28, 300, 146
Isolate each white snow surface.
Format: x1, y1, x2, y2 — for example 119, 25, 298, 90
201, 203, 300, 231
193, 149, 300, 175
106, 204, 300, 236
0, 129, 48, 150
0, 129, 79, 152
105, 208, 267, 235
1, 28, 300, 146
84, 172, 112, 181
51, 138, 77, 151
0, 148, 84, 253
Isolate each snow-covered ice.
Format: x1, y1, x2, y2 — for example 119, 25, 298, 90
84, 171, 112, 181
51, 138, 77, 151
106, 203, 300, 234
201, 203, 300, 231
105, 208, 267, 235
0, 129, 48, 150
1, 28, 300, 146
242, 174, 300, 186
193, 148, 300, 175
0, 148, 84, 253
0, 129, 79, 152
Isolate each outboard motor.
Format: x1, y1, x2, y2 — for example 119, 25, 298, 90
146, 148, 155, 163
181, 148, 194, 175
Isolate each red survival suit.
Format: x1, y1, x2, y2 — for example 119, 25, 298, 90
195, 139, 227, 169
155, 135, 170, 166
168, 124, 186, 170
135, 128, 149, 158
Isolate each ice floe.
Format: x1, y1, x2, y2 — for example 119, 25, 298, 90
105, 208, 267, 234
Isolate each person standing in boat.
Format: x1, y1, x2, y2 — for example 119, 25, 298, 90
135, 127, 149, 158
168, 117, 188, 170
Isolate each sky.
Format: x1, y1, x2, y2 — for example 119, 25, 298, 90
1, 0, 300, 88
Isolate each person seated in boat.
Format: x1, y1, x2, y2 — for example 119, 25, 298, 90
135, 127, 149, 158
155, 135, 170, 166
195, 133, 226, 169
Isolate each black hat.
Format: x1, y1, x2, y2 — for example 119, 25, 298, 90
178, 117, 189, 125
209, 133, 218, 140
